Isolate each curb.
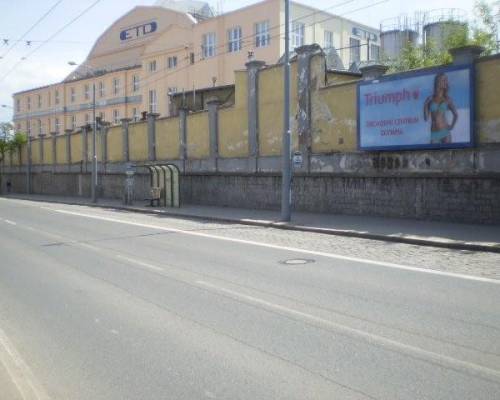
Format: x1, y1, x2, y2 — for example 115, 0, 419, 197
4, 195, 500, 254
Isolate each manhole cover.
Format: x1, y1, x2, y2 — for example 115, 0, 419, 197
281, 258, 315, 265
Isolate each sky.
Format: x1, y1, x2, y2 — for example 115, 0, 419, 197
0, 0, 478, 122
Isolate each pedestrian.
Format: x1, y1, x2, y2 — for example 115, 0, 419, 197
6, 179, 12, 193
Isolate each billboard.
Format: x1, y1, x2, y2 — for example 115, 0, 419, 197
357, 64, 474, 151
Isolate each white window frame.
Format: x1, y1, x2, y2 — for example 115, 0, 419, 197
16, 99, 20, 112
113, 109, 120, 125
132, 107, 139, 122
291, 21, 305, 49
38, 119, 42, 135
228, 26, 242, 53
132, 75, 140, 92
255, 21, 270, 48
167, 56, 177, 69
85, 113, 90, 124
55, 90, 60, 105
70, 87, 76, 103
350, 37, 361, 64
370, 44, 380, 61
202, 32, 216, 58
27, 120, 31, 135
27, 97, 31, 111
113, 78, 120, 95
84, 84, 90, 100
99, 81, 105, 97
71, 115, 76, 130
55, 118, 60, 133
148, 89, 157, 113
324, 30, 334, 49
148, 60, 157, 73
37, 94, 42, 109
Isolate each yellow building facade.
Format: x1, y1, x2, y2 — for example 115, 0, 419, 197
12, 0, 379, 137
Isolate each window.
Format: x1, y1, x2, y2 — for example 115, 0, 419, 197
324, 30, 334, 49
202, 32, 216, 58
55, 90, 60, 105
132, 107, 139, 122
99, 112, 105, 122
27, 97, 31, 111
27, 120, 31, 135
291, 21, 305, 48
113, 109, 120, 125
228, 26, 242, 52
16, 99, 20, 112
37, 94, 42, 109
255, 21, 270, 48
350, 37, 360, 64
167, 56, 177, 69
48, 118, 51, 133
70, 87, 76, 103
99, 81, 105, 97
132, 75, 140, 92
370, 44, 380, 61
113, 78, 120, 95
48, 92, 51, 107
71, 115, 76, 130
85, 113, 90, 124
148, 60, 157, 73
38, 119, 42, 135
55, 118, 61, 133
148, 89, 157, 113
167, 87, 177, 95
189, 52, 195, 64
84, 84, 90, 100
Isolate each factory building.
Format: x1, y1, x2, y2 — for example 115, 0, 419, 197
12, 0, 379, 136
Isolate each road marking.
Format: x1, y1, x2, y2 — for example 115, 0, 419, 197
47, 208, 500, 285
4, 219, 17, 225
115, 255, 164, 272
197, 280, 500, 383
0, 326, 50, 400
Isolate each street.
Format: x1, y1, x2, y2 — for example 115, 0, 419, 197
0, 197, 499, 400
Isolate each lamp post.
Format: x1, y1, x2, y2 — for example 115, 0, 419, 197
68, 61, 98, 203
281, 0, 292, 222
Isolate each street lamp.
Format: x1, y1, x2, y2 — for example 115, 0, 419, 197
68, 61, 98, 203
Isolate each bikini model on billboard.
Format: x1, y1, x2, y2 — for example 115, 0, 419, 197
423, 72, 458, 144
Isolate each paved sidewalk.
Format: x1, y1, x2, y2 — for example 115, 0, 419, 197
3, 193, 500, 253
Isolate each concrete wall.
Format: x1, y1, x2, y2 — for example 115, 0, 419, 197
3, 49, 500, 224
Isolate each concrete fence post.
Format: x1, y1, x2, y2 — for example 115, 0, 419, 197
179, 108, 188, 172
449, 45, 484, 66
101, 121, 110, 167
65, 129, 72, 170
359, 64, 389, 81
38, 134, 45, 167
245, 59, 266, 171
207, 96, 221, 171
295, 44, 323, 172
81, 125, 89, 172
147, 113, 160, 161
121, 118, 131, 162
50, 132, 57, 172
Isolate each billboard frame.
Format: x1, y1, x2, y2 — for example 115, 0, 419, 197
357, 63, 475, 152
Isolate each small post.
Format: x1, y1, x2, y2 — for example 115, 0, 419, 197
245, 59, 266, 171
207, 96, 221, 171
50, 132, 57, 172
178, 107, 188, 171
147, 113, 160, 161
26, 135, 32, 194
121, 118, 132, 162
281, 0, 291, 222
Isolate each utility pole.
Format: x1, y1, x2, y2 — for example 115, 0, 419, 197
281, 0, 292, 222
91, 80, 97, 203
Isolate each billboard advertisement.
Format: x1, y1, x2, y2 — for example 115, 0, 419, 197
357, 65, 474, 151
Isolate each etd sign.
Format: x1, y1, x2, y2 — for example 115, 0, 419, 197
120, 21, 157, 42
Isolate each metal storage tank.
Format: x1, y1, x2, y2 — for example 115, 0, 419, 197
381, 29, 419, 60
423, 21, 467, 51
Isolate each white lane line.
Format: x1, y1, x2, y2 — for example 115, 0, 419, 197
4, 219, 17, 226
0, 326, 50, 400
114, 255, 164, 272
197, 280, 500, 383
48, 208, 500, 285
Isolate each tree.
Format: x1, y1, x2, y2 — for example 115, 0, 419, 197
0, 122, 14, 164
10, 132, 28, 165
389, 1, 499, 72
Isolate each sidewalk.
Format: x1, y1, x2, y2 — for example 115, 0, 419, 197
3, 193, 500, 253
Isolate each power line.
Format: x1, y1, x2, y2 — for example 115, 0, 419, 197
0, 0, 64, 62
0, 0, 102, 84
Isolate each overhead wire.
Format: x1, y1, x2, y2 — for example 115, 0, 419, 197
0, 0, 64, 61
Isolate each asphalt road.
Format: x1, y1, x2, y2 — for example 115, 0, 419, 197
0, 197, 499, 400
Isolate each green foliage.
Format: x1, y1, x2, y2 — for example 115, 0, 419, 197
0, 122, 14, 163
388, 1, 499, 72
